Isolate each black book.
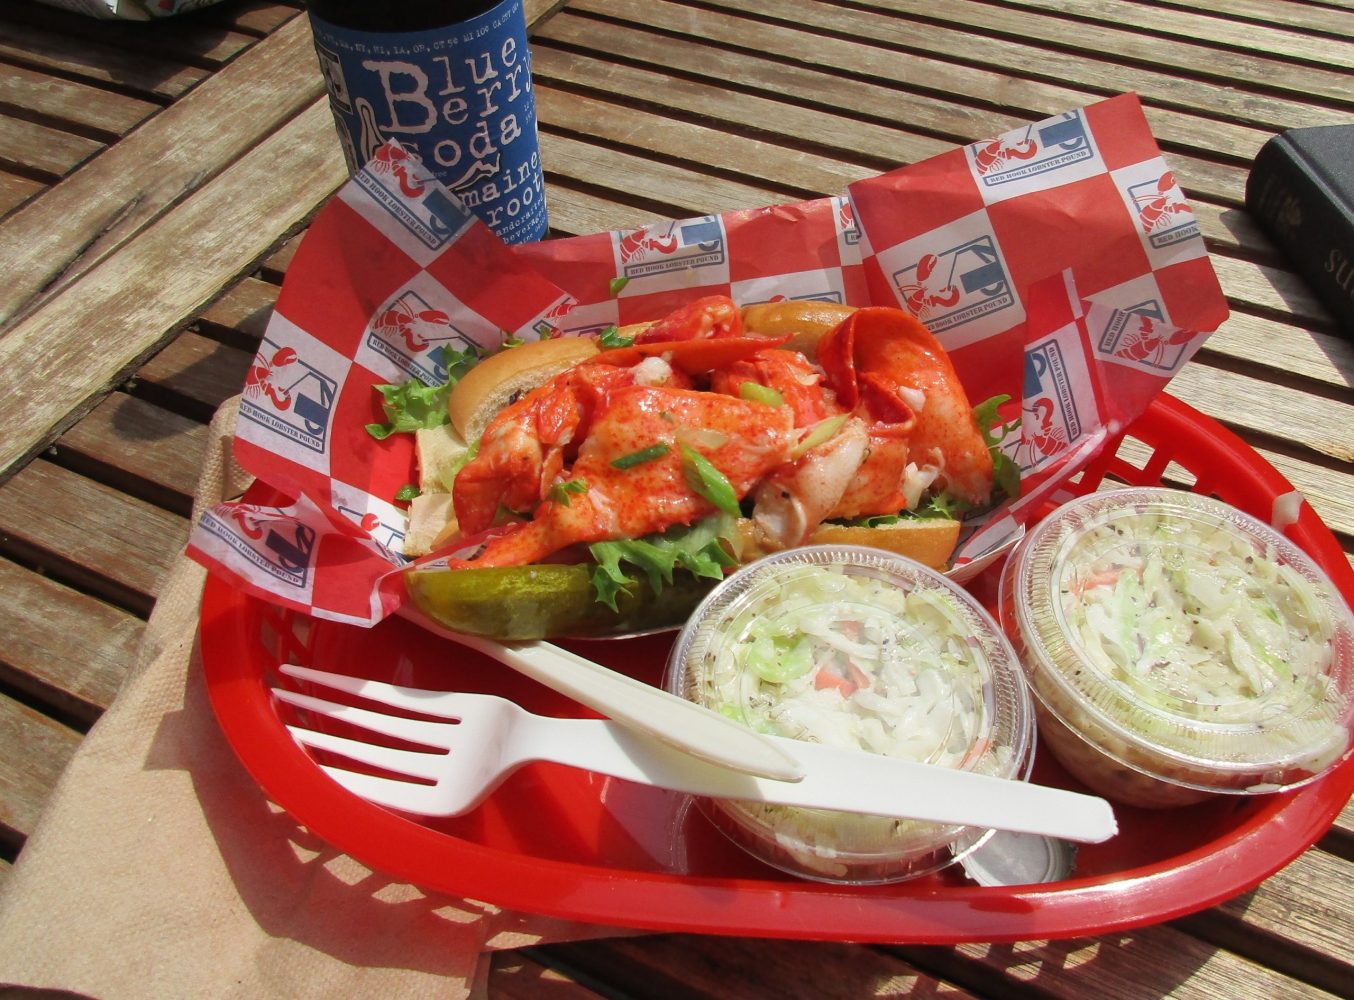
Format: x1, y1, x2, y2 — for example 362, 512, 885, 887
1245, 125, 1354, 338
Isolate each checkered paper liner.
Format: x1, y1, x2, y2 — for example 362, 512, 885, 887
187, 92, 1228, 626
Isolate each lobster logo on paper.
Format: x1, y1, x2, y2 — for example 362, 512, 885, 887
891, 235, 1016, 333
331, 482, 408, 561
970, 112, 1093, 187
356, 143, 475, 250
200, 505, 317, 589
615, 217, 726, 281
1021, 338, 1080, 472
334, 505, 407, 558
1099, 303, 1198, 373
1128, 170, 1198, 249
531, 296, 579, 340
240, 340, 338, 455
834, 196, 861, 248
366, 289, 481, 385
735, 266, 847, 310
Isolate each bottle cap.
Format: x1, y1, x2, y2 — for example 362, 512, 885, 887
959, 831, 1076, 886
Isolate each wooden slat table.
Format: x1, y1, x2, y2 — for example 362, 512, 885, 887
1, 1, 1351, 996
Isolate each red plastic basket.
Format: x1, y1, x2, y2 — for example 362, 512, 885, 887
201, 393, 1354, 942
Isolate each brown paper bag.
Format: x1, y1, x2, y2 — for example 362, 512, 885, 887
0, 398, 624, 1000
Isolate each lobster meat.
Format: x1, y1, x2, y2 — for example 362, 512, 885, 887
447, 296, 994, 568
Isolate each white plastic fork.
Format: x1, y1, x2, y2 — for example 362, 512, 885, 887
399, 615, 804, 782
275, 665, 1118, 843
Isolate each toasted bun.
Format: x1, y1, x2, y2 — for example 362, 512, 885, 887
809, 518, 961, 571
741, 301, 856, 358
404, 491, 459, 558
731, 515, 960, 572
448, 336, 600, 441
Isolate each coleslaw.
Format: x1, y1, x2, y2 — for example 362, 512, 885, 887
667, 545, 1033, 883
1002, 488, 1354, 808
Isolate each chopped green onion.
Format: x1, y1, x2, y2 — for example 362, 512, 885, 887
739, 381, 784, 407
547, 479, 588, 506
790, 413, 849, 459
610, 443, 670, 470
597, 324, 635, 349
395, 483, 421, 502
679, 443, 740, 517
609, 276, 631, 296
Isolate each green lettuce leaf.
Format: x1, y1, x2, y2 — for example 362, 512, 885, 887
588, 515, 736, 611
972, 393, 1022, 502
365, 344, 480, 440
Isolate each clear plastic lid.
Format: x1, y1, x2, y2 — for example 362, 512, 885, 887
665, 544, 1034, 883
1006, 487, 1354, 794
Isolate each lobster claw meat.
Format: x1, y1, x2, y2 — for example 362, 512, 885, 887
818, 307, 993, 507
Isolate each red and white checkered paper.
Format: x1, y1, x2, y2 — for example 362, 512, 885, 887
188, 93, 1228, 626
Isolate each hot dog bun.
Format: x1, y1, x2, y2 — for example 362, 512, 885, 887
741, 300, 856, 357
732, 514, 961, 571
448, 336, 601, 442
809, 519, 961, 571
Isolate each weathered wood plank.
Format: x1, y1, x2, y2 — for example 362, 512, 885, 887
0, 61, 158, 140
0, 691, 82, 849
1202, 312, 1354, 395
52, 392, 209, 515
535, 85, 870, 200
535, 936, 976, 998
0, 112, 103, 180
587, 0, 1348, 145
0, 460, 189, 616
134, 331, 255, 420
1000, 0, 1354, 67
541, 131, 786, 222
259, 234, 302, 280
0, 14, 330, 330
195, 275, 279, 346
1250, 446, 1354, 546
1150, 0, 1354, 36
1178, 848, 1354, 996
533, 22, 952, 167
0, 0, 561, 332
191, 0, 303, 37
4, 0, 260, 67
687, 0, 1354, 132
486, 952, 608, 998
858, 0, 1354, 104
1168, 364, 1352, 465
1212, 255, 1337, 331
897, 923, 1335, 999
0, 96, 347, 484
0, 19, 204, 101
0, 558, 143, 726
538, 10, 1259, 216
545, 183, 672, 239
1195, 202, 1279, 264
0, 172, 42, 219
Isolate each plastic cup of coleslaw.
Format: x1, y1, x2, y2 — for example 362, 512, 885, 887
1000, 487, 1354, 808
664, 545, 1035, 884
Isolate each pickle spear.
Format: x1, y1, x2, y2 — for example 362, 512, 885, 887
405, 563, 716, 639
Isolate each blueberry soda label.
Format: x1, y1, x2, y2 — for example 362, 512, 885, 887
309, 0, 548, 244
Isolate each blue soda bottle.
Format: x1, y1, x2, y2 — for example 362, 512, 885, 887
306, 0, 549, 244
